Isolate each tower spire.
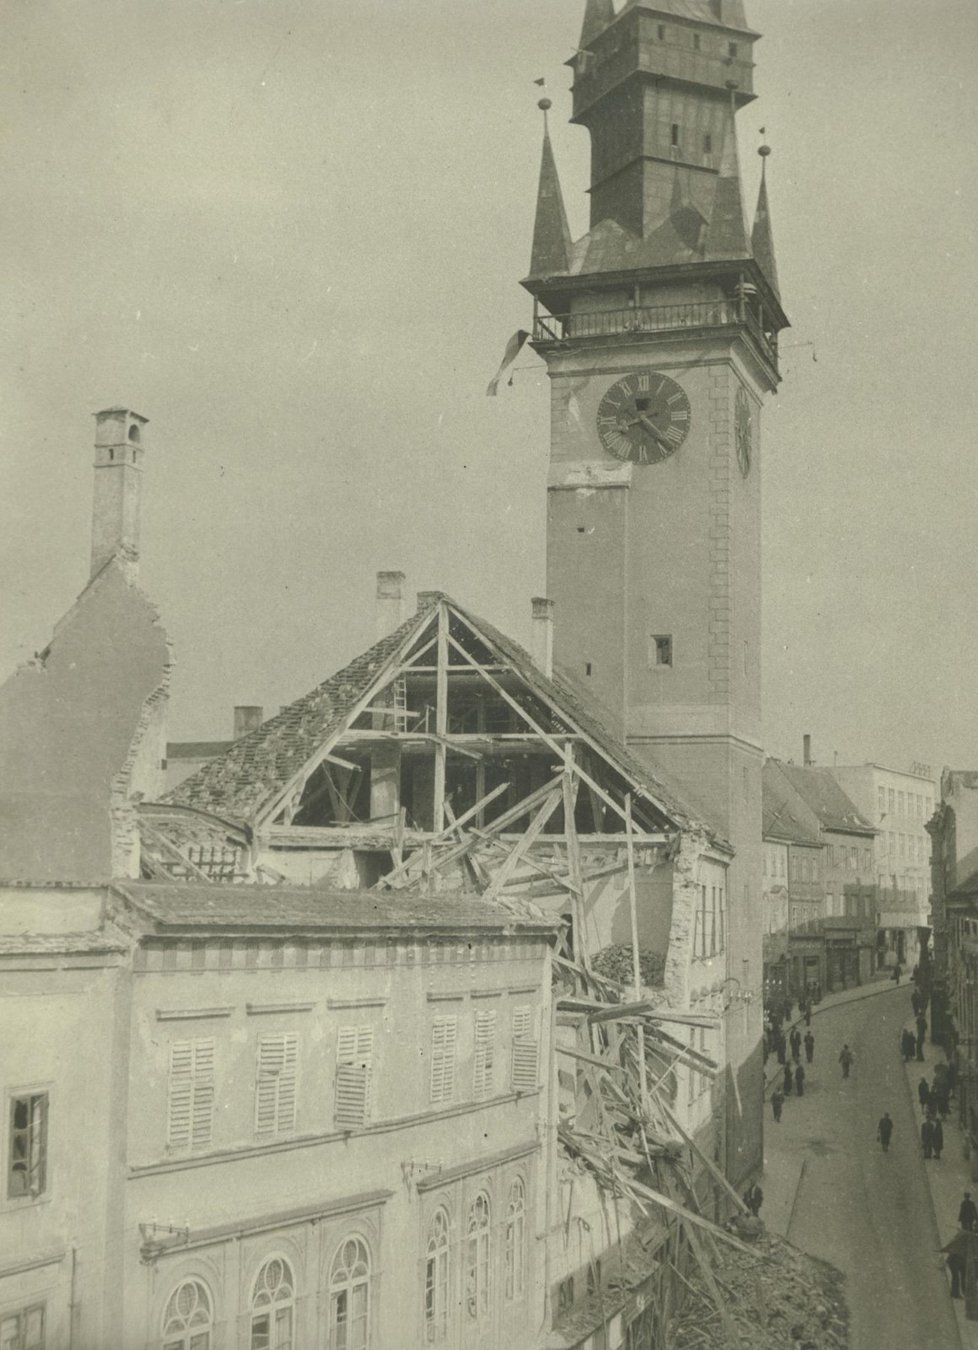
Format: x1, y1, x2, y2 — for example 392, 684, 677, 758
579, 0, 615, 50
528, 101, 572, 279
701, 98, 751, 262
751, 144, 780, 298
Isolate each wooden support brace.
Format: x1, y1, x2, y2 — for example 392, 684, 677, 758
484, 790, 562, 898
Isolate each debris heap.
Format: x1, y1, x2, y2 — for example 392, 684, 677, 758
671, 1230, 849, 1350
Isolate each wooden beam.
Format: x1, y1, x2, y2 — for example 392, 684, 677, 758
484, 790, 562, 899
376, 779, 512, 888
625, 794, 650, 1113
140, 824, 216, 885
433, 604, 448, 833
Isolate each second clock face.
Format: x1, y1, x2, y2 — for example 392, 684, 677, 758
597, 371, 691, 465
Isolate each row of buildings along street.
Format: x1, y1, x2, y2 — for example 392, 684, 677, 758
0, 2, 972, 1349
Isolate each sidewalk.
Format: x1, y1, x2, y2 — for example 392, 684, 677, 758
764, 972, 895, 1097
900, 1015, 978, 1347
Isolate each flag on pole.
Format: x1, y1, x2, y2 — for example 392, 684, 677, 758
533, 77, 546, 87
486, 330, 529, 396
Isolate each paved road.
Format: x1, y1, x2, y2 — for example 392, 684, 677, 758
766, 985, 960, 1350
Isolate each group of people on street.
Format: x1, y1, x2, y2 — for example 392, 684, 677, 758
917, 1058, 955, 1159
946, 1193, 978, 1299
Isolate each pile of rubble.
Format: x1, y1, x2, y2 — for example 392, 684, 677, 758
592, 942, 665, 988
671, 1228, 848, 1350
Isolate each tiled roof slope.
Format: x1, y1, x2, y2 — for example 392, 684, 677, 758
164, 603, 436, 820
114, 882, 557, 936
165, 592, 720, 846
762, 784, 820, 846
623, 0, 753, 32
776, 764, 875, 836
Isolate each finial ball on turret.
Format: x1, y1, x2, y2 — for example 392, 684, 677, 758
758, 144, 772, 158
538, 97, 552, 111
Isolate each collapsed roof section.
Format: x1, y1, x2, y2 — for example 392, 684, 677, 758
163, 593, 717, 848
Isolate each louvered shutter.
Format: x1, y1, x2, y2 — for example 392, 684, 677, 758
190, 1038, 215, 1148
429, 1016, 457, 1104
511, 1007, 539, 1091
335, 1025, 373, 1126
167, 1041, 194, 1148
255, 1034, 298, 1138
473, 1011, 496, 1101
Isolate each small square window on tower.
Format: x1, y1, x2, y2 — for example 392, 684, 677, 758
728, 41, 739, 58
657, 23, 666, 39
693, 33, 701, 50
670, 123, 680, 148
650, 635, 673, 668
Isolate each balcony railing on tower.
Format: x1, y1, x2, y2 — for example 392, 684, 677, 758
532, 299, 778, 366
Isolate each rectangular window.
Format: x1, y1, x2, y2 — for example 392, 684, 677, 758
728, 41, 739, 57
650, 634, 672, 667
898, 791, 905, 815
336, 1025, 373, 1126
693, 33, 701, 50
473, 1010, 497, 1101
511, 1007, 540, 1090
670, 124, 680, 148
430, 1016, 458, 1104
888, 788, 896, 813
657, 24, 666, 39
254, 1034, 298, 1138
7, 1094, 47, 1200
825, 892, 834, 917
167, 1039, 214, 1151
0, 1307, 45, 1350
878, 786, 886, 816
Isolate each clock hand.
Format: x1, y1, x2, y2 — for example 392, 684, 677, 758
638, 414, 672, 450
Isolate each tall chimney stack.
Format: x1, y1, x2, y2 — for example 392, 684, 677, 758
375, 571, 406, 640
90, 408, 148, 579
803, 734, 812, 767
531, 597, 554, 679
233, 706, 263, 739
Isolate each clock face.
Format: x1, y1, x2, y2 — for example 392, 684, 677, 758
596, 371, 691, 465
735, 385, 753, 478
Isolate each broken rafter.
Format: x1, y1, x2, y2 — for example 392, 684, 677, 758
483, 790, 562, 899
432, 605, 449, 834
140, 824, 217, 885
376, 779, 513, 888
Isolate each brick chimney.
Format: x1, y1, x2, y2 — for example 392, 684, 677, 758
531, 597, 554, 679
90, 408, 149, 579
233, 706, 263, 739
803, 734, 812, 767
376, 571, 406, 640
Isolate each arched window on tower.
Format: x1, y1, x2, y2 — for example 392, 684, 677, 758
250, 1257, 295, 1350
128, 423, 141, 444
424, 1208, 451, 1343
161, 1278, 213, 1350
329, 1236, 371, 1350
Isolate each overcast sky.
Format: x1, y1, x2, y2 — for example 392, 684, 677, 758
2, 0, 977, 778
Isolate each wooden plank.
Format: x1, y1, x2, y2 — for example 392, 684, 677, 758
624, 793, 649, 1112
555, 1044, 628, 1075
660, 1099, 750, 1218
140, 824, 215, 885
376, 779, 512, 887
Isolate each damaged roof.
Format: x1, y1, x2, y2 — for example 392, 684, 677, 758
112, 881, 558, 937
163, 593, 721, 847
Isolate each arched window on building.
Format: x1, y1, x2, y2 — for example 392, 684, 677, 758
329, 1236, 371, 1350
424, 1208, 451, 1343
250, 1257, 295, 1350
465, 1192, 492, 1322
161, 1279, 213, 1350
504, 1178, 526, 1302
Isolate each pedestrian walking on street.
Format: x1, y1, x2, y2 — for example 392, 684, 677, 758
772, 1089, 784, 1123
783, 1061, 793, 1095
804, 1030, 815, 1064
892, 962, 902, 984
916, 1014, 927, 1061
744, 1182, 763, 1217
918, 1077, 931, 1111
877, 1112, 893, 1152
901, 1029, 916, 1062
936, 1082, 950, 1120
804, 998, 812, 1027
948, 1249, 966, 1300
933, 1116, 944, 1160
839, 1044, 854, 1079
794, 1063, 805, 1097
912, 989, 922, 1017
922, 1117, 935, 1160
959, 1192, 978, 1232
790, 1028, 802, 1063
775, 1029, 786, 1065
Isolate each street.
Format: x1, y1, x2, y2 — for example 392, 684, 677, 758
764, 985, 960, 1350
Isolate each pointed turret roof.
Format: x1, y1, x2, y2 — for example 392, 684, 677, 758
701, 115, 751, 262
622, 0, 751, 30
751, 152, 780, 298
579, 0, 616, 49
528, 120, 572, 279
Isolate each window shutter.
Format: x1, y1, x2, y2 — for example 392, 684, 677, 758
190, 1038, 215, 1148
473, 1010, 497, 1101
255, 1034, 298, 1138
167, 1040, 194, 1148
335, 1025, 373, 1126
511, 1007, 539, 1091
430, 1016, 457, 1104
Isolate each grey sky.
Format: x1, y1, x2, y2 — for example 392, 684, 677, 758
2, 0, 976, 776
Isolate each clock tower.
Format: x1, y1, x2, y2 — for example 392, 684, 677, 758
524, 0, 787, 1184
